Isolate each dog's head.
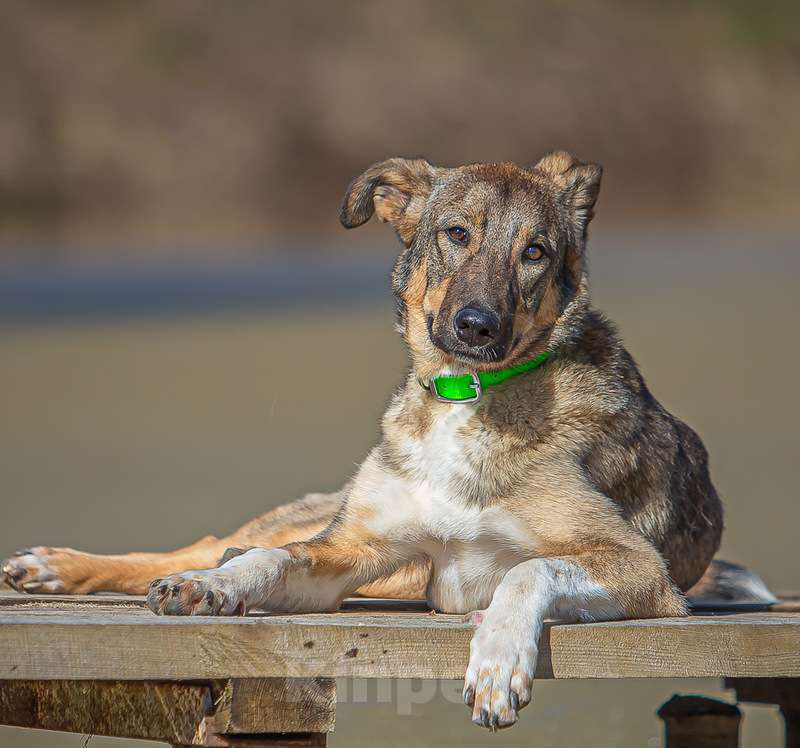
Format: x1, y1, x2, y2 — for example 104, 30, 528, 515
340, 152, 601, 379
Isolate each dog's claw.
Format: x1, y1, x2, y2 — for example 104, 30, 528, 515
463, 685, 475, 706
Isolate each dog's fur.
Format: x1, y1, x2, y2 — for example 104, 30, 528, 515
2, 152, 774, 730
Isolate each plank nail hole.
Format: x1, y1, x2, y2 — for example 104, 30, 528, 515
303, 641, 315, 649
344, 648, 358, 658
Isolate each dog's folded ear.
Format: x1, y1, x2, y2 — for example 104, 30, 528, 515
534, 151, 602, 241
340, 157, 436, 246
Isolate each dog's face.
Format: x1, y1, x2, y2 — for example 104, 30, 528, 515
340, 152, 601, 378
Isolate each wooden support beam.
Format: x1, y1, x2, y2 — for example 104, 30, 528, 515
214, 678, 336, 735
173, 736, 327, 748
658, 695, 741, 748
726, 678, 800, 748
0, 678, 335, 746
0, 680, 213, 744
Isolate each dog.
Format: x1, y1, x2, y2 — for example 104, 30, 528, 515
3, 152, 775, 730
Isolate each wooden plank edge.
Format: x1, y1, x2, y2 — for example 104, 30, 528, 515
1, 616, 799, 680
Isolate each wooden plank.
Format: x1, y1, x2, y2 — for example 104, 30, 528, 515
0, 605, 799, 680
0, 678, 332, 746
0, 593, 431, 613
195, 734, 328, 748
4, 590, 798, 611
215, 679, 335, 734
0, 679, 212, 744
0, 592, 146, 608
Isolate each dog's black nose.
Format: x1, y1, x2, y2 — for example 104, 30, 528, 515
454, 306, 501, 348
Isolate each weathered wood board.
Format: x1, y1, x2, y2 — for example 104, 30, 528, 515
0, 679, 212, 743
215, 678, 336, 734
0, 677, 336, 745
0, 593, 799, 681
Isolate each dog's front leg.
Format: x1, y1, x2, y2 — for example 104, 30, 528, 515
463, 537, 686, 729
147, 451, 422, 616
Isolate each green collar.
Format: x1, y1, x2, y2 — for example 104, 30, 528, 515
421, 351, 552, 403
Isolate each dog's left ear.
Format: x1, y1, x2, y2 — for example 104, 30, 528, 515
340, 157, 436, 246
534, 151, 602, 242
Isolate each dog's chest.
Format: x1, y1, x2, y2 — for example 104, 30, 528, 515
393, 405, 537, 612
401, 470, 535, 613
400, 404, 484, 492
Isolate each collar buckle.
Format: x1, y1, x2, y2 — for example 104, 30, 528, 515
430, 372, 482, 403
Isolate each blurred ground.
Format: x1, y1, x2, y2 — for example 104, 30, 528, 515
1, 232, 797, 747
2, 0, 799, 250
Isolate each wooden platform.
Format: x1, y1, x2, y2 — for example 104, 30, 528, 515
1, 592, 799, 746
2, 592, 799, 681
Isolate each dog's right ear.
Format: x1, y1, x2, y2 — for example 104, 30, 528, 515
339, 158, 435, 246
534, 151, 602, 243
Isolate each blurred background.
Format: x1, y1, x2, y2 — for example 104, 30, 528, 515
1, 1, 798, 746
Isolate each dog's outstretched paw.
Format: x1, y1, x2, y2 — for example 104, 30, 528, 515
462, 616, 536, 730
146, 570, 246, 616
2, 547, 79, 593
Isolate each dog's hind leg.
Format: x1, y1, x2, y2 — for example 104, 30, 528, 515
3, 489, 430, 598
2, 492, 344, 595
2, 535, 232, 595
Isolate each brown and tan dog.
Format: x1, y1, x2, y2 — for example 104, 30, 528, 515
3, 152, 774, 730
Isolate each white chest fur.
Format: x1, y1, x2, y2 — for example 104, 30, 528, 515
386, 404, 538, 612
400, 403, 479, 490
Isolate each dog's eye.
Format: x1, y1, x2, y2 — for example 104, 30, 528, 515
446, 226, 470, 245
523, 243, 545, 262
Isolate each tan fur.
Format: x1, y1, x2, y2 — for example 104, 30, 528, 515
400, 259, 450, 384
